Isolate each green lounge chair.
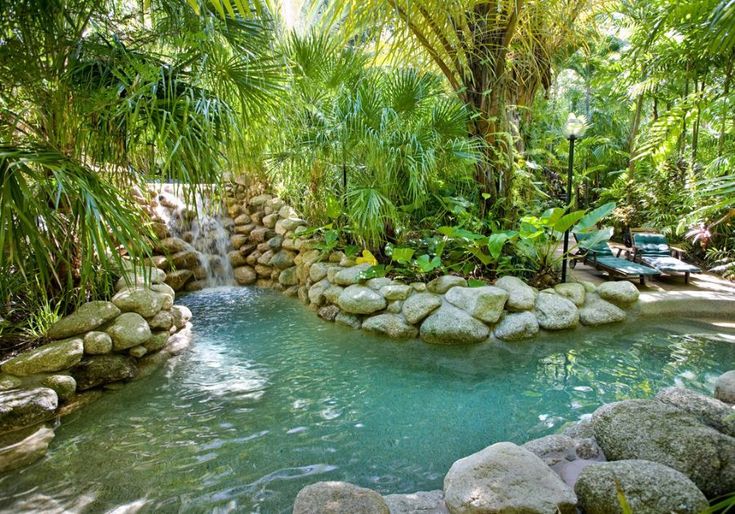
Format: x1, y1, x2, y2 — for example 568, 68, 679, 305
630, 230, 701, 284
573, 230, 660, 285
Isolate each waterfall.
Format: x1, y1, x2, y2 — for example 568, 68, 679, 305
153, 185, 235, 287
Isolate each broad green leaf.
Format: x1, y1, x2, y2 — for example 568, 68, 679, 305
467, 279, 487, 287
391, 247, 415, 264
554, 210, 586, 233
358, 264, 386, 280
575, 202, 616, 231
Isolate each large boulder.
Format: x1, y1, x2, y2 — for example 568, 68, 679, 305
293, 481, 390, 514
47, 301, 121, 339
362, 314, 418, 339
715, 370, 735, 404
0, 424, 55, 474
402, 293, 442, 325
333, 264, 372, 286
0, 388, 58, 433
337, 285, 387, 315
575, 460, 708, 514
164, 269, 194, 291
420, 304, 489, 345
443, 442, 577, 514
234, 266, 257, 285
112, 288, 164, 318
427, 275, 467, 294
71, 355, 138, 390
383, 490, 448, 514
445, 286, 508, 324
596, 281, 639, 306
578, 294, 626, 326
591, 399, 735, 497
655, 387, 735, 437
105, 312, 152, 351
494, 276, 536, 311
534, 293, 579, 330
493, 312, 539, 341
1, 338, 83, 376
553, 283, 586, 307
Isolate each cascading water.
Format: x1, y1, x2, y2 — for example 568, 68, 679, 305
153, 184, 235, 287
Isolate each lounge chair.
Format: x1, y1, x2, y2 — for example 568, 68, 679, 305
572, 230, 660, 285
630, 229, 701, 284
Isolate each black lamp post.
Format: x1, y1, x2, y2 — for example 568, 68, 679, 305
561, 114, 587, 283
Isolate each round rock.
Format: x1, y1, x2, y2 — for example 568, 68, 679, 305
597, 281, 639, 306
293, 481, 389, 514
535, 293, 579, 330
337, 285, 387, 315
715, 370, 735, 404
494, 276, 536, 311
105, 312, 152, 351
493, 312, 539, 341
420, 304, 489, 345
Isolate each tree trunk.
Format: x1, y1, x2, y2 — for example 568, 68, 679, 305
719, 57, 733, 157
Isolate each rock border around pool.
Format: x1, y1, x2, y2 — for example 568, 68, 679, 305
0, 264, 193, 474
291, 373, 735, 513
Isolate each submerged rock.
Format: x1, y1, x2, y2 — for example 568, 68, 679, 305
1, 338, 83, 376
47, 301, 120, 339
591, 399, 735, 497
0, 424, 55, 474
445, 286, 508, 324
0, 388, 58, 433
493, 312, 539, 341
293, 481, 390, 514
575, 460, 708, 514
494, 276, 536, 311
443, 442, 577, 514
420, 304, 489, 345
362, 314, 418, 339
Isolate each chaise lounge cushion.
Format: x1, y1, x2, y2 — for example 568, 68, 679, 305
640, 255, 701, 274
632, 233, 672, 257
594, 256, 661, 276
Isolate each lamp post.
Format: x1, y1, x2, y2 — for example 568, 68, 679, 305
561, 113, 588, 283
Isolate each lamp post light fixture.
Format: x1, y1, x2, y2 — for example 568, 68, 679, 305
561, 113, 588, 283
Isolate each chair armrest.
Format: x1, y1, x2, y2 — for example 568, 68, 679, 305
670, 245, 686, 258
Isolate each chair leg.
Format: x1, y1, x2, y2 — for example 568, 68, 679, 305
639, 275, 645, 286
684, 272, 689, 285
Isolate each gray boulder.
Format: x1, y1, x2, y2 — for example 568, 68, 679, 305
293, 481, 390, 514
443, 442, 577, 514
47, 301, 120, 339
112, 287, 164, 318
716, 370, 735, 404
383, 490, 448, 514
579, 294, 626, 326
362, 314, 418, 339
591, 399, 735, 497
1, 338, 83, 376
655, 387, 735, 437
597, 281, 639, 306
0, 424, 55, 474
71, 355, 138, 390
41, 375, 76, 401
493, 312, 539, 341
0, 388, 58, 433
445, 286, 508, 324
83, 331, 112, 355
420, 304, 489, 345
337, 285, 387, 315
333, 263, 373, 286
402, 293, 442, 325
494, 276, 536, 311
535, 293, 579, 330
427, 275, 467, 294
554, 283, 586, 307
575, 460, 708, 514
105, 312, 152, 351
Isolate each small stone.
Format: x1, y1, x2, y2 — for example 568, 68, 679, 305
309, 262, 332, 282
269, 250, 296, 269
41, 375, 76, 401
147, 310, 174, 331
427, 275, 467, 294
143, 332, 170, 353
522, 434, 577, 467
171, 305, 192, 329
383, 490, 448, 514
402, 293, 442, 325
128, 345, 148, 358
105, 312, 152, 351
278, 266, 298, 286
163, 269, 194, 291
293, 481, 389, 514
362, 314, 418, 339
308, 279, 331, 306
323, 285, 344, 304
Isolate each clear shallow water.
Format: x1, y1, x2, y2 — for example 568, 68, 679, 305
1, 287, 734, 513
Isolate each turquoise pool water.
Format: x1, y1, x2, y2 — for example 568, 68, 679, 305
1, 286, 734, 513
